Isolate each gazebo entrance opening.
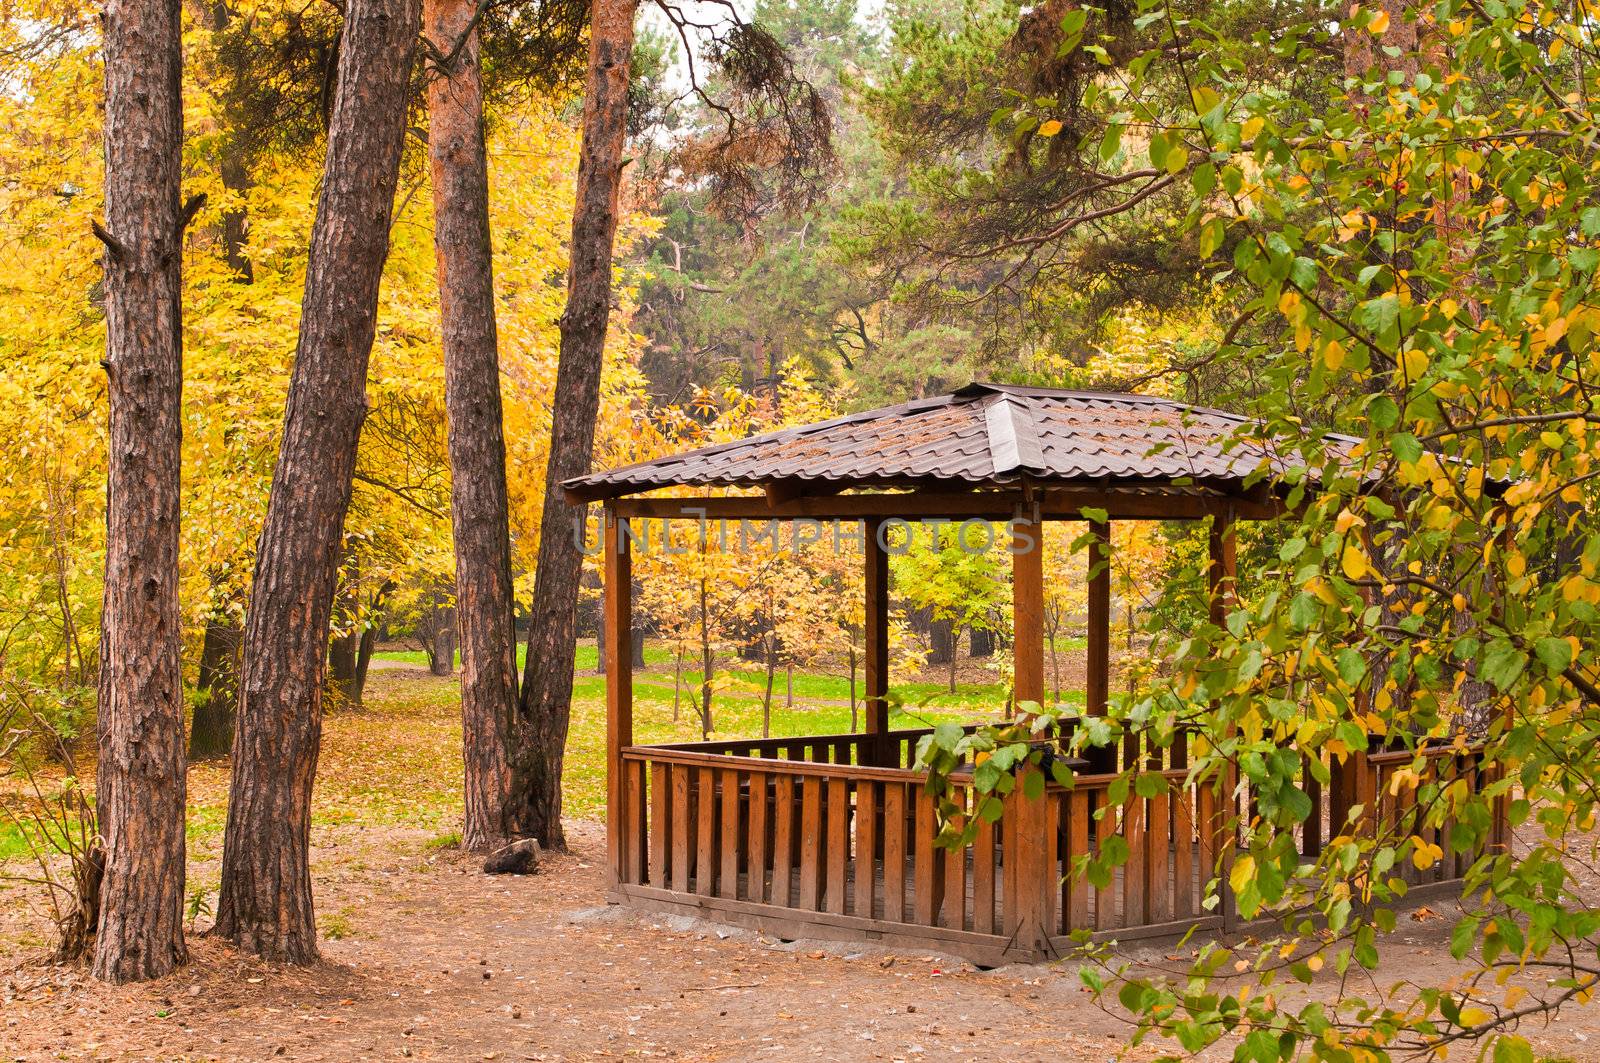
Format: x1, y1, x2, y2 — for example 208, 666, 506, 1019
565, 385, 1496, 965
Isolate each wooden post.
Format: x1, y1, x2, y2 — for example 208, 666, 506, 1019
1012, 512, 1045, 709
864, 517, 891, 765
604, 505, 634, 890
1086, 519, 1111, 717
1084, 519, 1115, 774
1207, 512, 1237, 930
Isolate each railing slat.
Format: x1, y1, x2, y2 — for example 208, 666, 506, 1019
854, 781, 878, 919
772, 774, 795, 907
1095, 790, 1117, 930
883, 782, 906, 922
670, 764, 691, 894
695, 766, 717, 896
649, 761, 668, 889
720, 768, 741, 900
799, 775, 824, 910
1148, 787, 1171, 924
826, 778, 849, 915
747, 770, 769, 903
914, 788, 939, 926
1173, 785, 1194, 921
625, 758, 646, 886
942, 794, 967, 931
973, 809, 996, 935
1123, 795, 1146, 927
1066, 789, 1090, 932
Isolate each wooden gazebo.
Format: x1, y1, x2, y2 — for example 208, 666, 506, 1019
563, 383, 1494, 965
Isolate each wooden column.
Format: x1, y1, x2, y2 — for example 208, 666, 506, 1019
1207, 511, 1237, 929
864, 518, 891, 765
1012, 513, 1045, 710
604, 504, 633, 889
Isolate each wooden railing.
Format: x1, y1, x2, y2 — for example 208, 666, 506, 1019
648, 725, 972, 771
609, 728, 1493, 964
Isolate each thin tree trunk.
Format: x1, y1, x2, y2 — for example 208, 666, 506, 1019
92, 0, 188, 983
672, 650, 682, 722
762, 638, 775, 740
190, 611, 241, 758
353, 580, 392, 702
425, 0, 518, 851
509, 0, 638, 848
214, 0, 420, 964
848, 645, 858, 732
698, 575, 714, 738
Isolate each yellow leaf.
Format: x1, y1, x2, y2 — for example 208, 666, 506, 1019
1230, 853, 1256, 894
1038, 119, 1063, 137
1323, 340, 1346, 371
1369, 8, 1391, 34
1342, 543, 1369, 580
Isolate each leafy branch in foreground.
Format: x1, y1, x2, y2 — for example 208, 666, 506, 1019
918, 0, 1600, 1056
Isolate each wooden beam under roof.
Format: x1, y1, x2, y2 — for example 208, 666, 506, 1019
605, 487, 1283, 522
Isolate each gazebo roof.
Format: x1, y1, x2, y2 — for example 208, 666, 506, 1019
564, 382, 1340, 503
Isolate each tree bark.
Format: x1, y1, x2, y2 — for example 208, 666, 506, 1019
424, 0, 519, 852
425, 599, 458, 675
328, 630, 359, 705
509, 0, 638, 848
214, 0, 420, 964
92, 0, 188, 984
189, 612, 241, 758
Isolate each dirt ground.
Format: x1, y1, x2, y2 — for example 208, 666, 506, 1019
6, 661, 1600, 1062
4, 818, 1600, 1062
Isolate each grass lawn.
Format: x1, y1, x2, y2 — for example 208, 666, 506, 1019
297, 637, 1091, 828
5, 640, 1086, 867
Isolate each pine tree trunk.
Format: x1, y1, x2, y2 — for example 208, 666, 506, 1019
509, 0, 638, 848
214, 0, 420, 964
425, 0, 518, 851
93, 0, 189, 984
189, 612, 241, 758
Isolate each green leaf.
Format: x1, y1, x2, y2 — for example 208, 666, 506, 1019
1368, 394, 1399, 430
1336, 648, 1366, 686
1391, 433, 1423, 466
1480, 639, 1527, 691
1534, 636, 1573, 675
1357, 293, 1399, 335
1135, 772, 1168, 798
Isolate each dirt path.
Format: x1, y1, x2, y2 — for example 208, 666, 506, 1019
1, 822, 1147, 1062
6, 666, 1599, 1062
5, 819, 1599, 1062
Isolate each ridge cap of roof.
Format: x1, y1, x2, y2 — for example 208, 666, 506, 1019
959, 380, 1264, 426
983, 390, 1045, 475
